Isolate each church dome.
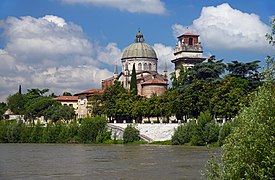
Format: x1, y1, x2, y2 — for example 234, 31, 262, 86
122, 31, 157, 60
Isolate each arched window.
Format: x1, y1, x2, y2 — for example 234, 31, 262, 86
188, 38, 193, 46
149, 63, 152, 71
138, 63, 142, 71
144, 63, 148, 70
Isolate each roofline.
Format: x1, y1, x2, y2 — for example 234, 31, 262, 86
74, 89, 103, 96
121, 57, 158, 60
177, 33, 200, 38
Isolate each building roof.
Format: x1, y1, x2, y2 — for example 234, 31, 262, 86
53, 96, 78, 101
141, 78, 168, 85
121, 31, 157, 60
74, 89, 103, 96
177, 32, 200, 38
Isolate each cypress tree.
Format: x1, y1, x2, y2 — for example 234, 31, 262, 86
130, 64, 138, 95
18, 85, 22, 94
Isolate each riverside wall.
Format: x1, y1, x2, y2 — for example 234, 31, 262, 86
108, 123, 181, 142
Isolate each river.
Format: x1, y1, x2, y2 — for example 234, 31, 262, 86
0, 144, 220, 179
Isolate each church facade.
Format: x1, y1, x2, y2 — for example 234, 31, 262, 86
102, 31, 168, 97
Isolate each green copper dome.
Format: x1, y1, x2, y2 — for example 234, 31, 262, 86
121, 31, 157, 60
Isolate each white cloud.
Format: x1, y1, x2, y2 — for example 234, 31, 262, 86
0, 15, 114, 102
96, 42, 122, 66
153, 43, 174, 81
1, 16, 93, 66
60, 0, 167, 15
172, 3, 274, 53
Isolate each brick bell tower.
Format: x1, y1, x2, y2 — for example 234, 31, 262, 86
171, 32, 206, 78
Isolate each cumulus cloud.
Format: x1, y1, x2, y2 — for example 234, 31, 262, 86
60, 0, 167, 15
0, 15, 114, 102
172, 3, 274, 53
153, 43, 174, 81
96, 42, 122, 66
1, 16, 93, 66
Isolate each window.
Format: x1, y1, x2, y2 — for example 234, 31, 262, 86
144, 63, 148, 70
149, 63, 152, 71
188, 38, 193, 46
138, 63, 142, 70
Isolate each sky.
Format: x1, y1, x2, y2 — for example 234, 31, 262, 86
0, 0, 274, 102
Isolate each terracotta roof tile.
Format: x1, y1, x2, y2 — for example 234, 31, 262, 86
53, 96, 78, 101
74, 89, 103, 96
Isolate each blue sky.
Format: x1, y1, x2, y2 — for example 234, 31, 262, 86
0, 0, 274, 102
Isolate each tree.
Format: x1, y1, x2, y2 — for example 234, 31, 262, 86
101, 80, 127, 119
187, 55, 226, 82
210, 76, 250, 120
24, 97, 60, 124
45, 105, 75, 123
78, 116, 109, 143
205, 87, 275, 179
0, 102, 7, 120
62, 92, 72, 96
18, 85, 22, 94
7, 93, 28, 115
266, 18, 275, 46
204, 17, 275, 179
123, 125, 140, 143
27, 88, 49, 98
130, 63, 138, 96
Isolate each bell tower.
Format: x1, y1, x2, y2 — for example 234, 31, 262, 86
171, 32, 206, 78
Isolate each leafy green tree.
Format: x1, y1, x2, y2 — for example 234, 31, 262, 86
79, 116, 109, 143
205, 87, 275, 179
123, 125, 140, 143
205, 19, 275, 179
62, 92, 72, 96
7, 93, 28, 116
27, 88, 49, 96
102, 80, 126, 119
211, 76, 250, 120
25, 97, 60, 124
130, 63, 138, 96
44, 104, 75, 123
187, 55, 226, 82
266, 17, 275, 46
0, 102, 7, 120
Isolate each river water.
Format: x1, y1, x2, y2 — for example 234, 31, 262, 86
0, 144, 220, 179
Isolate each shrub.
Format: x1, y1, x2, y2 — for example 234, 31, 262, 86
123, 125, 139, 143
79, 116, 108, 143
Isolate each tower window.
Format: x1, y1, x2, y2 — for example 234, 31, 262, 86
138, 63, 142, 70
149, 63, 152, 71
144, 63, 148, 70
188, 38, 193, 45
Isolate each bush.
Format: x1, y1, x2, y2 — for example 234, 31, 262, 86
171, 120, 197, 145
79, 116, 108, 143
123, 125, 139, 143
172, 111, 221, 146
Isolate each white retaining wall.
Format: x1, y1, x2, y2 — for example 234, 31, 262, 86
108, 123, 181, 141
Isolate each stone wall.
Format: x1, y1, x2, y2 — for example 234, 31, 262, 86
108, 123, 180, 142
